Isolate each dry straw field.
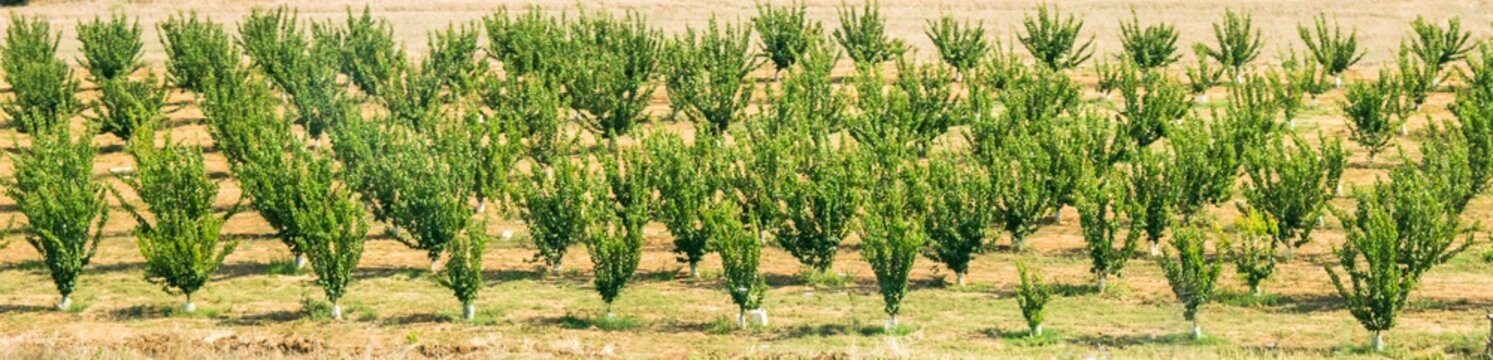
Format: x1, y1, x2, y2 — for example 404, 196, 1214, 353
0, 0, 1492, 358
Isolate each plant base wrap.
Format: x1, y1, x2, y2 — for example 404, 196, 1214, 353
884, 315, 898, 330
430, 259, 440, 273
955, 272, 966, 286
294, 254, 307, 270
500, 230, 513, 241
750, 309, 769, 327
184, 301, 196, 313
58, 295, 71, 311
1032, 324, 1043, 337
1196, 94, 1208, 104
689, 263, 699, 278
1372, 332, 1384, 352
1150, 242, 1160, 257
463, 303, 476, 321
332, 304, 343, 320
1192, 323, 1203, 340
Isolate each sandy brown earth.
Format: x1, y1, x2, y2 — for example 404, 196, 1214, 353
0, 0, 1491, 359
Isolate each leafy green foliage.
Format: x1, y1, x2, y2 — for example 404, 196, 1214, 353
833, 1, 904, 66
1115, 69, 1191, 148
90, 73, 168, 141
1197, 10, 1263, 76
239, 6, 308, 95
849, 59, 958, 153
860, 162, 925, 322
1018, 4, 1092, 70
705, 201, 766, 319
1126, 149, 1174, 254
1298, 13, 1363, 78
1077, 170, 1138, 292
202, 69, 308, 260
910, 153, 993, 285
760, 36, 846, 135
159, 12, 238, 93
1169, 118, 1240, 220
753, 1, 820, 75
1407, 16, 1472, 80
422, 23, 483, 98
485, 7, 567, 79
980, 131, 1059, 251
1241, 135, 1345, 255
563, 10, 663, 140
775, 138, 863, 272
1, 15, 81, 134
925, 16, 987, 80
590, 148, 653, 313
334, 6, 405, 98
664, 17, 761, 135
482, 74, 568, 165
645, 132, 722, 276
1014, 261, 1051, 336
77, 12, 144, 81
340, 115, 478, 263
519, 156, 600, 272
117, 137, 239, 306
4, 127, 110, 306
291, 154, 369, 316
1119, 13, 1180, 70
1184, 46, 1224, 96
1159, 225, 1224, 335
1226, 210, 1278, 296
1000, 68, 1081, 126
437, 222, 489, 312
1342, 74, 1406, 163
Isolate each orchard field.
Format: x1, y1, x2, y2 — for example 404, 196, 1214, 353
0, 0, 1491, 358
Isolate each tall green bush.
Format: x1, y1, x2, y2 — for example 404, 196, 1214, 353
5, 127, 110, 310
90, 73, 167, 141
775, 138, 863, 273
911, 153, 993, 286
860, 164, 926, 329
437, 222, 490, 321
1342, 74, 1406, 164
422, 23, 483, 98
1127, 149, 1174, 256
1197, 10, 1263, 77
519, 156, 600, 273
335, 6, 406, 98
590, 148, 653, 317
159, 11, 238, 93
1159, 225, 1224, 340
564, 10, 662, 142
925, 16, 987, 81
981, 131, 1059, 251
291, 155, 369, 321
1118, 13, 1180, 70
1169, 118, 1240, 220
1407, 16, 1472, 83
1298, 13, 1363, 87
705, 201, 766, 328
2, 15, 81, 134
1018, 4, 1092, 70
1014, 260, 1052, 337
77, 12, 144, 81
1227, 210, 1278, 296
663, 17, 761, 135
1241, 135, 1345, 259
484, 7, 567, 78
753, 1, 819, 78
645, 132, 721, 278
833, 1, 904, 66
1077, 170, 1139, 293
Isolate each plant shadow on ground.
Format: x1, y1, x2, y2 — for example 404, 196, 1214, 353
984, 327, 1064, 347
1215, 291, 1285, 309
109, 303, 223, 320
534, 312, 643, 332
776, 322, 918, 338
1069, 332, 1231, 348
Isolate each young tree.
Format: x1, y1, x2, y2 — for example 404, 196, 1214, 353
519, 156, 599, 273
1342, 74, 1406, 164
436, 222, 490, 321
1407, 16, 1473, 85
1227, 210, 1278, 296
382, 121, 480, 269
1118, 12, 1180, 70
663, 17, 761, 135
291, 155, 370, 321
705, 201, 767, 329
589, 149, 652, 318
333, 6, 406, 98
117, 135, 241, 313
849, 59, 958, 154
753, 1, 819, 79
5, 128, 110, 311
1127, 149, 1175, 256
1184, 46, 1224, 103
484, 6, 567, 79
564, 10, 662, 143
761, 35, 847, 135
1159, 225, 1224, 340
1077, 170, 1139, 293
1197, 9, 1263, 78
422, 23, 483, 98
833, 1, 904, 66
925, 15, 987, 81
1115, 69, 1191, 148
77, 12, 144, 82
90, 73, 168, 142
860, 165, 926, 329
911, 153, 993, 286
1018, 4, 1093, 70
1168, 118, 1239, 220
981, 131, 1059, 251
239, 6, 309, 96
1, 15, 82, 134
644, 132, 721, 278
1241, 135, 1345, 259
1298, 13, 1363, 88
159, 11, 238, 93
1014, 260, 1052, 337
775, 138, 863, 273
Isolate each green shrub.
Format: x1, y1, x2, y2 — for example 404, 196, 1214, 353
1118, 12, 1180, 70
1227, 210, 1277, 296
1076, 170, 1138, 293
564, 10, 662, 142
90, 73, 167, 141
774, 138, 863, 273
1159, 225, 1224, 340
1184, 46, 1224, 99
705, 201, 766, 329
926, 16, 987, 81
753, 1, 819, 77
1, 15, 81, 134
663, 17, 761, 135
1241, 135, 1344, 259
981, 131, 1059, 251
591, 148, 652, 317
117, 137, 240, 313
291, 155, 370, 321
1169, 117, 1239, 220
1127, 149, 1174, 256
436, 222, 490, 321
481, 74, 568, 165
484, 7, 567, 79
1298, 13, 1363, 86
912, 153, 993, 286
644, 132, 722, 277
1000, 68, 1081, 126
1342, 74, 1406, 164
849, 59, 957, 154
336, 6, 406, 98
1197, 10, 1263, 77
1014, 261, 1051, 338
159, 11, 238, 93
519, 156, 599, 273
834, 1, 904, 66
422, 23, 483, 98
1018, 4, 1092, 70
1407, 16, 1472, 82
860, 163, 925, 329
1045, 112, 1119, 222
1116, 69, 1190, 148
77, 12, 144, 81
4, 127, 110, 310
239, 6, 308, 95
760, 36, 846, 135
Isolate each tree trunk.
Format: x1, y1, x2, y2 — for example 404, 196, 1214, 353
955, 271, 966, 287
737, 309, 748, 329
475, 198, 487, 214
689, 262, 700, 279
184, 293, 196, 314
430, 259, 441, 273
463, 302, 476, 321
1371, 331, 1385, 352
1053, 208, 1063, 223
501, 230, 513, 241
331, 303, 343, 320
551, 260, 563, 274
1335, 183, 1344, 197
605, 302, 615, 320
294, 254, 307, 270
1150, 242, 1160, 257
1334, 75, 1342, 89
58, 295, 71, 311
1097, 274, 1108, 293
1400, 123, 1409, 136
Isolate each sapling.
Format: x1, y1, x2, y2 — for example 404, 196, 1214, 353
1046, 112, 1119, 223
1159, 225, 1224, 340
1184, 46, 1224, 103
1227, 210, 1278, 296
159, 11, 238, 93
925, 15, 987, 81
117, 136, 241, 313
1077, 169, 1139, 293
377, 119, 480, 268
1169, 118, 1240, 221
335, 6, 406, 98
761, 35, 846, 135
590, 149, 652, 318
565, 10, 663, 143
1396, 46, 1435, 112
705, 201, 767, 328
663, 17, 761, 135
644, 132, 720, 278
1342, 74, 1405, 165
1407, 16, 1473, 85
833, 1, 904, 66
422, 23, 483, 98
1018, 4, 1093, 70
1014, 260, 1051, 337
849, 59, 958, 154
981, 131, 1059, 251
484, 6, 567, 79
1118, 12, 1180, 70
1116, 69, 1190, 148
90, 73, 168, 142
1420, 121, 1477, 214
1281, 51, 1331, 109
1241, 135, 1345, 260
239, 6, 309, 96
1445, 86, 1493, 207
1198, 9, 1263, 79
5, 127, 111, 311
1, 15, 82, 134
860, 166, 926, 330
437, 222, 490, 321
77, 12, 144, 81
998, 68, 1081, 126
912, 153, 993, 286
774, 138, 863, 273
1126, 149, 1174, 256
482, 74, 569, 165
519, 156, 599, 273
291, 155, 370, 321
753, 1, 819, 79
470, 108, 523, 215
1298, 13, 1363, 88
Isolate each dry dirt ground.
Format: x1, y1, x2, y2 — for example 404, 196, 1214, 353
0, 0, 1492, 359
